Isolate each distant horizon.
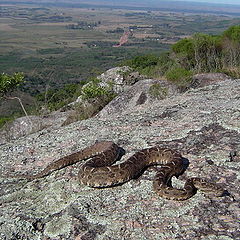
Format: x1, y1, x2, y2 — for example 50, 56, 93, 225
1, 0, 240, 12
63, 0, 240, 6
64, 0, 240, 6
1, 0, 240, 5
170, 0, 240, 5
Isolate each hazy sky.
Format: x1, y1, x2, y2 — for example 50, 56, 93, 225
101, 0, 240, 6
172, 0, 240, 5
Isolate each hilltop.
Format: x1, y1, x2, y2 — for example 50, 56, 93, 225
0, 74, 239, 239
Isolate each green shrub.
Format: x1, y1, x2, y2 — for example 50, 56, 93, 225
81, 79, 116, 101
62, 79, 117, 123
82, 82, 107, 100
36, 83, 80, 111
148, 83, 168, 100
123, 54, 159, 73
221, 25, 240, 68
172, 38, 195, 70
0, 116, 13, 128
165, 67, 193, 87
63, 90, 117, 125
0, 72, 24, 98
172, 38, 194, 55
151, 52, 176, 77
222, 25, 240, 43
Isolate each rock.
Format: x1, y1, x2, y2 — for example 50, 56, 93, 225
67, 66, 143, 108
190, 73, 232, 88
0, 110, 75, 145
0, 70, 233, 144
97, 66, 144, 94
0, 79, 239, 239
97, 78, 179, 118
64, 66, 145, 123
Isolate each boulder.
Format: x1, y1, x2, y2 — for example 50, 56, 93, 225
97, 78, 179, 118
97, 66, 144, 94
0, 110, 75, 145
190, 73, 232, 88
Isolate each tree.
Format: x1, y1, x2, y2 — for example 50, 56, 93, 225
171, 38, 195, 70
193, 33, 222, 72
221, 25, 240, 68
165, 67, 192, 88
223, 25, 240, 43
0, 72, 24, 98
0, 72, 31, 122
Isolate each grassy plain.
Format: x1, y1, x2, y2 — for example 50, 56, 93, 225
0, 3, 240, 116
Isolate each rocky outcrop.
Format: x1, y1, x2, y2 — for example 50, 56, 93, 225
97, 78, 179, 118
0, 67, 143, 143
71, 66, 143, 107
97, 66, 144, 94
190, 72, 232, 88
0, 70, 233, 148
0, 110, 75, 145
0, 78, 239, 240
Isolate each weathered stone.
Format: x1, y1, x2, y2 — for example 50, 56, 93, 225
0, 78, 239, 239
97, 66, 144, 94
0, 110, 75, 145
97, 79, 179, 118
190, 73, 232, 88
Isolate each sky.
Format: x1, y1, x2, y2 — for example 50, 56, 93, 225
171, 0, 240, 5
95, 0, 240, 6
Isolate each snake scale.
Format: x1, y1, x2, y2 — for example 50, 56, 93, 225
5, 141, 225, 201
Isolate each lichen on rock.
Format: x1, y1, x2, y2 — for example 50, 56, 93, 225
0, 78, 239, 239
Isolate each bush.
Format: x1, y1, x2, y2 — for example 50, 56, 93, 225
221, 25, 240, 68
36, 83, 80, 111
165, 67, 192, 87
148, 83, 168, 100
81, 78, 116, 101
62, 88, 117, 125
0, 116, 13, 128
123, 54, 159, 72
222, 25, 240, 43
171, 38, 195, 70
151, 52, 176, 77
172, 38, 194, 55
0, 72, 24, 98
62, 78, 117, 121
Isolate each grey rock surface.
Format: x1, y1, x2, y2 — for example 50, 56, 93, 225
97, 78, 179, 118
0, 110, 75, 145
0, 67, 142, 143
191, 73, 232, 88
97, 66, 143, 94
67, 66, 143, 112
0, 79, 239, 240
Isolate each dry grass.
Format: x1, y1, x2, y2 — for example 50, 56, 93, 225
0, 23, 15, 31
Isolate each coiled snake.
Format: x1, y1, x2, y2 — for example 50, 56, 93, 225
5, 141, 226, 201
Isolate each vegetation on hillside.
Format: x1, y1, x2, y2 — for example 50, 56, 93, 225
35, 83, 82, 111
0, 25, 239, 128
66, 78, 117, 122
0, 72, 24, 99
0, 72, 25, 127
123, 25, 240, 85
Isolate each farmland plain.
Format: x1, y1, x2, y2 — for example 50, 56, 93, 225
0, 2, 240, 116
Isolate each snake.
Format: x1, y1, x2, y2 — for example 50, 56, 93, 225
4, 141, 225, 201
